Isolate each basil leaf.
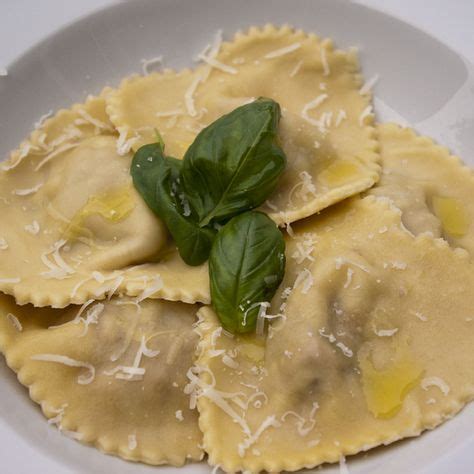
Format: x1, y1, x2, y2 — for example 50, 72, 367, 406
131, 143, 216, 266
181, 97, 287, 227
209, 211, 285, 333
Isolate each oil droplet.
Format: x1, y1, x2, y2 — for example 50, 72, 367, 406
64, 185, 135, 240
319, 160, 361, 187
238, 336, 266, 363
432, 196, 469, 237
360, 353, 423, 418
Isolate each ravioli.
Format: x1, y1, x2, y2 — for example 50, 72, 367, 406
194, 197, 474, 472
106, 25, 380, 225
369, 123, 474, 254
0, 294, 203, 465
0, 95, 209, 307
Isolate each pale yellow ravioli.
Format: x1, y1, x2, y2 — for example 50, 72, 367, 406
0, 96, 209, 307
106, 25, 380, 225
369, 123, 474, 254
0, 294, 203, 465
194, 197, 474, 472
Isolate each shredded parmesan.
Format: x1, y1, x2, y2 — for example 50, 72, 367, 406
140, 55, 163, 75
359, 105, 373, 126
128, 433, 137, 450
116, 128, 139, 156
281, 401, 319, 437
320, 46, 330, 76
374, 327, 399, 337
134, 275, 163, 303
264, 42, 301, 59
40, 240, 75, 280
155, 108, 184, 118
359, 73, 380, 95
184, 75, 202, 117
197, 54, 238, 74
34, 110, 53, 129
335, 109, 347, 127
12, 182, 44, 196
293, 268, 314, 294
31, 354, 95, 384
343, 268, 354, 289
289, 59, 303, 77
6, 313, 22, 331
421, 376, 450, 396
288, 170, 318, 205
175, 410, 184, 421
301, 94, 328, 129
34, 143, 79, 171
339, 455, 350, 474
0, 237, 8, 250
24, 220, 40, 235
0, 277, 21, 284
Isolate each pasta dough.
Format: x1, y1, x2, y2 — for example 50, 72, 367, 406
0, 294, 203, 466
369, 123, 474, 254
106, 25, 380, 226
0, 95, 209, 307
194, 197, 474, 472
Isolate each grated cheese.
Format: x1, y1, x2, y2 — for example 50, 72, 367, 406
264, 42, 301, 59
184, 75, 202, 117
374, 327, 399, 337
293, 268, 314, 294
334, 257, 370, 273
175, 410, 184, 421
31, 354, 95, 384
34, 110, 53, 129
0, 277, 21, 284
343, 268, 354, 289
12, 182, 44, 196
197, 54, 238, 74
140, 55, 163, 75
288, 170, 318, 206
40, 239, 75, 280
335, 109, 347, 127
76, 109, 113, 132
421, 376, 450, 396
410, 310, 428, 322
0, 237, 8, 250
6, 313, 22, 331
359, 105, 373, 126
339, 455, 350, 474
34, 143, 79, 171
155, 108, 184, 118
134, 275, 163, 303
116, 128, 139, 156
24, 220, 40, 235
128, 433, 138, 450
301, 94, 328, 129
320, 46, 330, 76
291, 233, 317, 264
281, 401, 319, 436
359, 73, 380, 95
289, 60, 303, 78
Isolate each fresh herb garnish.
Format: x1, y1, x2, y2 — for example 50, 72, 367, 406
131, 143, 215, 266
209, 211, 285, 333
131, 97, 287, 333
181, 97, 286, 227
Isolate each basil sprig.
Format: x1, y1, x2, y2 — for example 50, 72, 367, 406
131, 143, 215, 266
209, 211, 285, 333
181, 97, 286, 227
131, 98, 287, 333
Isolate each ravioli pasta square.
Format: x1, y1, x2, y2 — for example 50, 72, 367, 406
0, 295, 203, 466
369, 123, 474, 254
194, 197, 474, 473
106, 25, 380, 226
0, 94, 209, 307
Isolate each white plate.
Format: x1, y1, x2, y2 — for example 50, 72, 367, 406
1, 1, 473, 473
